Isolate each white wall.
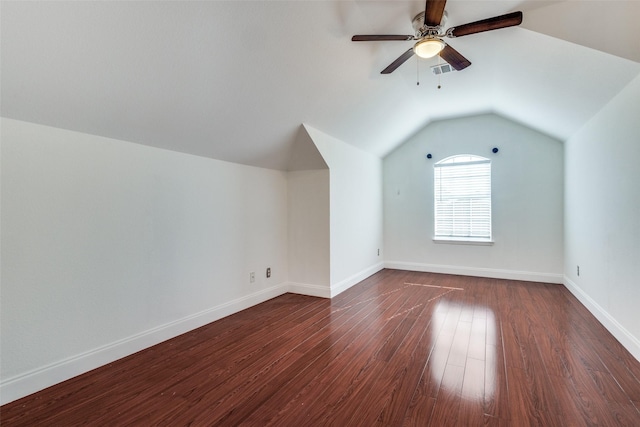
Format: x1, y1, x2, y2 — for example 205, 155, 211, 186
564, 74, 640, 361
287, 169, 330, 296
0, 118, 289, 404
286, 126, 330, 297
383, 113, 564, 283
304, 125, 384, 296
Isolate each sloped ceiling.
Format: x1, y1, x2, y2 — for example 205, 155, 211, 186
2, 1, 639, 170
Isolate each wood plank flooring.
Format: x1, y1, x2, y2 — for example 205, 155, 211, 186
2, 269, 640, 426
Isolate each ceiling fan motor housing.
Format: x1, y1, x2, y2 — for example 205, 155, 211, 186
412, 10, 447, 36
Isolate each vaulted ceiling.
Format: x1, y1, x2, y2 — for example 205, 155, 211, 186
2, 1, 639, 170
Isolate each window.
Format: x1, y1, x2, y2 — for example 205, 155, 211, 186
434, 154, 492, 242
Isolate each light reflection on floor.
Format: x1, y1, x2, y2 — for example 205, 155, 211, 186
429, 298, 496, 402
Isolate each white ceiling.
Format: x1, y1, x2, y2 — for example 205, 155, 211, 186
2, 1, 639, 170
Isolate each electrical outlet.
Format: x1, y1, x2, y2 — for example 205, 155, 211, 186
266, 267, 271, 278
250, 272, 255, 283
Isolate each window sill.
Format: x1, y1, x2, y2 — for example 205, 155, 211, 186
433, 237, 494, 246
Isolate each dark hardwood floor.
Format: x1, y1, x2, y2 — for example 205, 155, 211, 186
2, 269, 640, 426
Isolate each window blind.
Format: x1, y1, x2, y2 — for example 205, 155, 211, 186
434, 158, 491, 240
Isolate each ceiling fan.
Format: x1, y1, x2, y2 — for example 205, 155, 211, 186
352, 0, 523, 74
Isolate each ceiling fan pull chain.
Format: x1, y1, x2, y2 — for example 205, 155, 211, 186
416, 57, 420, 86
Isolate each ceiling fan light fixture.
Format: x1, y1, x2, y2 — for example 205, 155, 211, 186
413, 38, 445, 59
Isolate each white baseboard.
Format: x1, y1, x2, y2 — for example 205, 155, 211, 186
0, 266, 389, 405
287, 281, 332, 298
385, 261, 563, 284
330, 262, 385, 297
288, 263, 384, 299
563, 276, 640, 363
0, 283, 289, 405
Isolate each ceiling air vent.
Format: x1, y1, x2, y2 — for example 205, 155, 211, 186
431, 63, 455, 75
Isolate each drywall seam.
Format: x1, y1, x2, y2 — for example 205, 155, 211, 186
563, 276, 640, 363
385, 261, 563, 284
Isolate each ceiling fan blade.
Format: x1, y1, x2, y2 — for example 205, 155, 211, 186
449, 11, 523, 37
381, 48, 415, 74
424, 0, 447, 27
352, 35, 414, 42
439, 44, 471, 71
